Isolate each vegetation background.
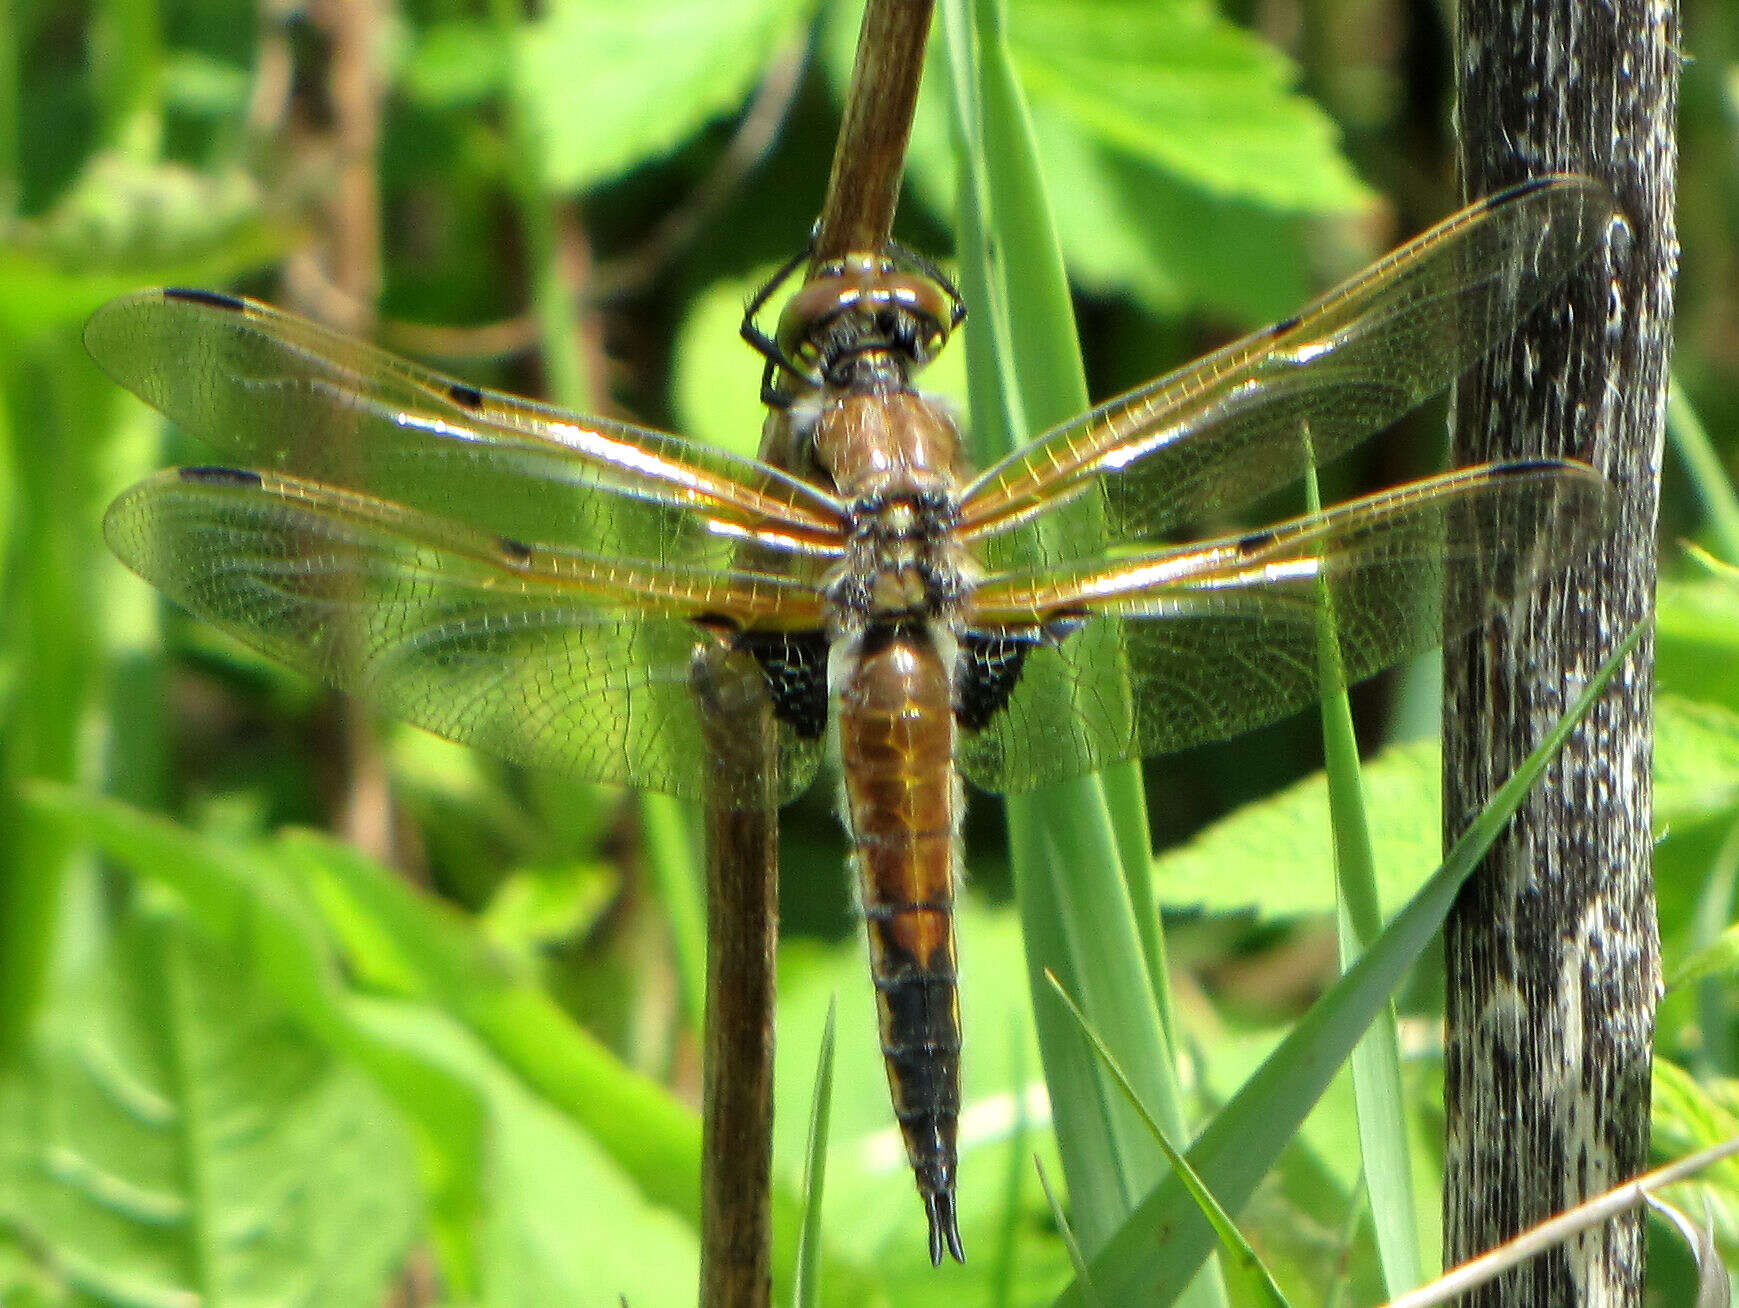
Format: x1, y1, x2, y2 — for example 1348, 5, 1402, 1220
0, 0, 1734, 1303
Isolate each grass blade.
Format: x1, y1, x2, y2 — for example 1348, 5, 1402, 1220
939, 0, 1200, 1283
1050, 619, 1647, 1305
1307, 460, 1423, 1296
1047, 973, 1290, 1308
791, 1000, 836, 1308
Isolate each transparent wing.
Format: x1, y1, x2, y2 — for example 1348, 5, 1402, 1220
958, 460, 1610, 793
957, 176, 1619, 571
85, 290, 846, 570
106, 466, 827, 807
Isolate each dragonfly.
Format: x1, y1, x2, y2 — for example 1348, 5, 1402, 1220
90, 174, 1618, 1267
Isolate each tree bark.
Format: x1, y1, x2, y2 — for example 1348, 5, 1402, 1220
1442, 0, 1677, 1302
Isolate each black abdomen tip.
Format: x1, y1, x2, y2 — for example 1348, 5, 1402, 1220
925, 1188, 966, 1266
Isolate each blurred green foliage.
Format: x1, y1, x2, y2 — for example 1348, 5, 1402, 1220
0, 0, 1736, 1303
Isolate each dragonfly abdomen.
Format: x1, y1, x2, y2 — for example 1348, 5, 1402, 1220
837, 621, 966, 1265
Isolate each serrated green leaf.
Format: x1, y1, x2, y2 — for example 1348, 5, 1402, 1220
1648, 1060, 1739, 1259
1157, 694, 1739, 922
1156, 738, 1434, 920
0, 912, 419, 1308
348, 1000, 701, 1308
1026, 110, 1315, 321
515, 0, 817, 191
0, 157, 289, 341
1008, 0, 1368, 213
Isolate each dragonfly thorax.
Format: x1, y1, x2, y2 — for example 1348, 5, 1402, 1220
829, 486, 972, 628
808, 386, 974, 631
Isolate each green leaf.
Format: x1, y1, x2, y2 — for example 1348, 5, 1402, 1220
0, 911, 419, 1307
276, 830, 708, 1222
404, 21, 511, 110
1660, 575, 1739, 712
0, 157, 289, 341
347, 999, 702, 1307
1024, 112, 1317, 321
515, 0, 817, 191
1050, 621, 1645, 1304
1008, 0, 1368, 213
24, 785, 492, 1290
823, 2, 1333, 325
1648, 1060, 1739, 1257
28, 788, 885, 1301
1673, 920, 1739, 991
1157, 694, 1739, 922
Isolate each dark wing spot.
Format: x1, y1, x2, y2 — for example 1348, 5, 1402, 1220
957, 629, 1043, 731
164, 287, 246, 312
180, 466, 262, 487
448, 382, 484, 408
1236, 528, 1277, 556
497, 534, 533, 562
735, 628, 829, 739
1271, 313, 1302, 336
1493, 458, 1560, 476
1497, 176, 1553, 205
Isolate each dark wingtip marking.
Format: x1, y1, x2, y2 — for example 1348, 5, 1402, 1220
1504, 176, 1555, 202
1271, 313, 1302, 336
164, 287, 246, 312
1494, 458, 1565, 476
497, 534, 533, 562
448, 382, 483, 408
925, 1189, 966, 1265
180, 465, 261, 487
1237, 528, 1277, 555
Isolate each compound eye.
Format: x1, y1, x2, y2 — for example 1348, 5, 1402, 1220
776, 273, 859, 370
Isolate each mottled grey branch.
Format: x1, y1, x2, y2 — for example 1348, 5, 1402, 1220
1442, 0, 1678, 1302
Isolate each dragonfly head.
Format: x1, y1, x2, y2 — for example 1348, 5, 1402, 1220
776, 253, 959, 394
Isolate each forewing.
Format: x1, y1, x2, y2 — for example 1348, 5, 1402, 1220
957, 176, 1619, 571
106, 467, 826, 807
85, 290, 845, 569
959, 461, 1610, 793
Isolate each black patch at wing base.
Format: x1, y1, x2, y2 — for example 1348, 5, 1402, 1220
958, 630, 1034, 731
959, 618, 1087, 731
735, 629, 830, 739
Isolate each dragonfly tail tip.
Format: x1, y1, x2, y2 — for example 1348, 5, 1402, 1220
925, 1189, 966, 1265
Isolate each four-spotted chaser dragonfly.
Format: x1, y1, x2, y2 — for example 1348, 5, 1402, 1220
89, 174, 1618, 1266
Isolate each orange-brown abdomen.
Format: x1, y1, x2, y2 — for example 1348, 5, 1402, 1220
837, 623, 964, 1264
